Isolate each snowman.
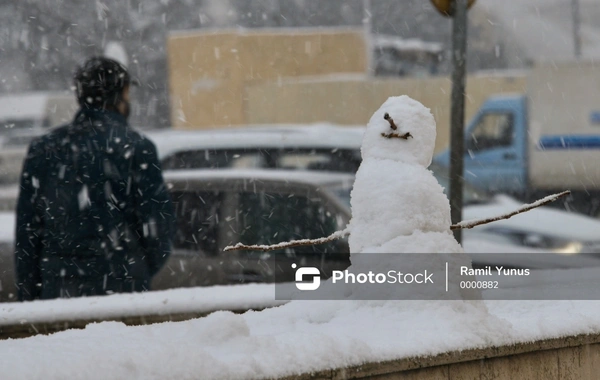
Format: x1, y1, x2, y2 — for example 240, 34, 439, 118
345, 95, 480, 301
225, 95, 487, 301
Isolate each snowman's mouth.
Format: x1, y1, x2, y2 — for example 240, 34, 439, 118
381, 131, 412, 140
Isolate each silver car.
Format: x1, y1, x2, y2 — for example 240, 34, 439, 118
0, 169, 354, 301
153, 168, 353, 290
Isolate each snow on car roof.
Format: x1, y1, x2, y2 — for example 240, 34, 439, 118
163, 168, 356, 188
0, 92, 72, 120
372, 34, 443, 54
145, 124, 366, 159
0, 212, 15, 242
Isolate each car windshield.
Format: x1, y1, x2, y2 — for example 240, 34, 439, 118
329, 185, 353, 210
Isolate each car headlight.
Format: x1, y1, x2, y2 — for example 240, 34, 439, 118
522, 234, 583, 255
551, 241, 584, 255
480, 227, 585, 254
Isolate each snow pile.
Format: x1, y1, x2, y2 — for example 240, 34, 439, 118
4, 295, 600, 379
0, 212, 14, 242
0, 283, 286, 326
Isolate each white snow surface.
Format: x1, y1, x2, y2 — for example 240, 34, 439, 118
3, 292, 600, 379
0, 212, 14, 242
0, 93, 50, 120
372, 35, 444, 54
0, 284, 286, 326
349, 160, 453, 252
145, 123, 366, 160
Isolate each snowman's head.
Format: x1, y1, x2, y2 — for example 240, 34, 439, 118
361, 95, 436, 167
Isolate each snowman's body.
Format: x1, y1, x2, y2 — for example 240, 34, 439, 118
347, 95, 479, 301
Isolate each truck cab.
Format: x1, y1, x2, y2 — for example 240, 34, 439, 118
433, 94, 528, 196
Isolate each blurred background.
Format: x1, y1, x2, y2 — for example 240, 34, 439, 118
3, 0, 594, 130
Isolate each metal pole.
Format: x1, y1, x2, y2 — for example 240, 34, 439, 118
572, 0, 581, 59
449, 0, 468, 244
363, 0, 373, 76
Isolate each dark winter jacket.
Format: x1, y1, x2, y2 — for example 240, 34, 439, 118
15, 108, 175, 301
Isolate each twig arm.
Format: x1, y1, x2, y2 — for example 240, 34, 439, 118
223, 228, 351, 252
451, 190, 570, 230
223, 191, 570, 251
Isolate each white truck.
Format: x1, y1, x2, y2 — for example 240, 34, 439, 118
434, 61, 600, 216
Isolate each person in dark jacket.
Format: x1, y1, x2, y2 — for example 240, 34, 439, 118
15, 56, 175, 301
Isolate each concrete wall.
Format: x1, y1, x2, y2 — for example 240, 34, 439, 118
281, 332, 600, 380
2, 298, 598, 380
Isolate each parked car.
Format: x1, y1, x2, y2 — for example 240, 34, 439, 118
3, 167, 600, 302
430, 163, 600, 254
148, 125, 600, 255
153, 169, 353, 291
146, 124, 365, 174
0, 169, 353, 301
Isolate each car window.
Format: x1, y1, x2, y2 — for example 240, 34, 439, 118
0, 118, 40, 132
235, 191, 345, 255
171, 187, 349, 256
277, 150, 361, 173
161, 148, 362, 174
330, 187, 352, 209
171, 190, 226, 254
162, 149, 268, 170
468, 112, 514, 152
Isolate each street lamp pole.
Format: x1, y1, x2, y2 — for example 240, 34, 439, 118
572, 0, 582, 59
449, 0, 469, 244
363, 0, 373, 76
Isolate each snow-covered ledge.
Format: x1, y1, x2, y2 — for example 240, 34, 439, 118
0, 283, 285, 339
279, 332, 600, 379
